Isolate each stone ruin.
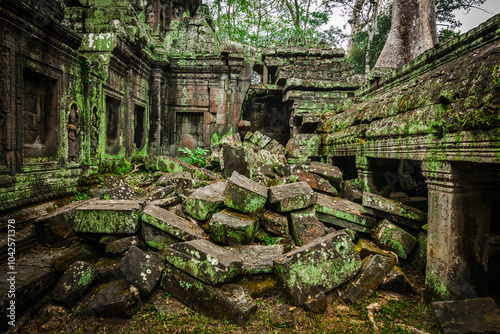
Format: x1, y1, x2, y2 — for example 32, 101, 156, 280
1, 0, 500, 332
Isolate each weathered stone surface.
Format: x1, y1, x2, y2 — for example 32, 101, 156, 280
147, 186, 175, 201
379, 266, 418, 296
431, 297, 500, 334
119, 246, 164, 297
224, 171, 268, 215
316, 212, 372, 233
372, 220, 417, 259
93, 258, 124, 285
289, 207, 327, 246
342, 254, 394, 303
74, 200, 142, 234
103, 176, 122, 189
77, 280, 138, 318
106, 183, 137, 200
52, 242, 102, 272
273, 231, 361, 306
141, 205, 204, 250
209, 209, 259, 245
34, 200, 85, 245
165, 239, 243, 285
148, 195, 182, 208
262, 210, 289, 236
225, 245, 284, 274
362, 192, 425, 229
105, 236, 140, 255
340, 179, 364, 203
293, 170, 338, 196
156, 172, 194, 191
157, 156, 197, 173
355, 239, 398, 266
315, 193, 377, 231
409, 230, 427, 271
52, 261, 97, 308
309, 161, 343, 188
183, 182, 226, 220
268, 303, 295, 327
160, 262, 257, 326
222, 145, 252, 179
303, 292, 327, 314
269, 181, 317, 212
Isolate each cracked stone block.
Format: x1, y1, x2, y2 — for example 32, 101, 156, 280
361, 192, 426, 229
156, 172, 194, 192
315, 193, 377, 232
161, 262, 257, 326
431, 297, 500, 334
269, 181, 317, 212
273, 231, 361, 306
165, 239, 243, 285
379, 266, 418, 296
372, 219, 417, 259
52, 261, 97, 308
262, 210, 289, 236
141, 205, 204, 250
289, 207, 327, 246
105, 236, 140, 255
34, 200, 85, 245
183, 182, 226, 220
340, 179, 364, 203
342, 254, 394, 303
209, 209, 259, 245
147, 186, 175, 201
74, 200, 142, 234
76, 280, 138, 318
224, 171, 268, 215
105, 184, 137, 200
294, 170, 339, 196
309, 161, 343, 189
225, 245, 284, 274
355, 239, 398, 266
249, 131, 264, 145
119, 246, 164, 297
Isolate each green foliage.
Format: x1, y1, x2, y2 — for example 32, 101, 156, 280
177, 147, 209, 167
436, 0, 487, 30
437, 28, 460, 42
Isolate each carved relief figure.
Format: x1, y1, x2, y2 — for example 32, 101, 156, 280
68, 103, 78, 162
90, 106, 99, 156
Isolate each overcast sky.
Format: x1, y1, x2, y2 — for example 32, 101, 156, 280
453, 0, 500, 33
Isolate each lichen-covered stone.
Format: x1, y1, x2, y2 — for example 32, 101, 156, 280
355, 239, 398, 266
224, 171, 268, 215
289, 206, 327, 246
156, 172, 194, 191
303, 292, 327, 314
52, 242, 102, 272
141, 205, 204, 250
315, 193, 377, 231
52, 261, 97, 308
361, 192, 425, 229
34, 200, 84, 245
119, 246, 164, 297
379, 266, 418, 296
431, 297, 500, 334
261, 210, 289, 236
147, 186, 175, 201
292, 170, 338, 196
225, 245, 284, 274
209, 209, 259, 245
269, 181, 317, 212
309, 161, 343, 189
342, 254, 394, 303
105, 236, 140, 255
372, 219, 417, 259
340, 179, 364, 203
183, 182, 226, 220
222, 145, 253, 179
105, 183, 137, 200
74, 200, 142, 234
165, 239, 243, 285
157, 156, 197, 173
160, 262, 257, 326
273, 231, 361, 306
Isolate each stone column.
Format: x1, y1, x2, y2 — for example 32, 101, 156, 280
355, 155, 377, 192
148, 68, 162, 155
422, 160, 496, 301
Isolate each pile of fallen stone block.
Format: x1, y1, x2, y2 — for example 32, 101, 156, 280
15, 152, 430, 327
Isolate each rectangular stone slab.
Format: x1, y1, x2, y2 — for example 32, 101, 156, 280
165, 239, 243, 285
273, 231, 361, 306
224, 171, 268, 215
74, 200, 142, 234
309, 161, 343, 188
225, 245, 284, 274
269, 181, 317, 212
315, 193, 377, 228
361, 192, 425, 227
183, 182, 226, 221
160, 262, 257, 326
209, 209, 259, 245
289, 207, 327, 246
142, 222, 181, 250
142, 205, 204, 241
316, 212, 373, 233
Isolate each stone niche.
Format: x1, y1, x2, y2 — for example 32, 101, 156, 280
105, 96, 122, 155
134, 104, 146, 150
22, 68, 59, 164
176, 112, 204, 151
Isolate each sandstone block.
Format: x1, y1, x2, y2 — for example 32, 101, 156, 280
225, 245, 284, 274
105, 236, 140, 255
289, 206, 327, 246
273, 231, 361, 305
209, 209, 259, 245
262, 210, 289, 236
224, 171, 268, 215
119, 246, 164, 297
379, 266, 418, 296
293, 170, 338, 196
269, 181, 317, 212
106, 184, 137, 200
183, 182, 226, 220
309, 161, 343, 188
372, 219, 417, 259
52, 261, 97, 308
165, 239, 243, 285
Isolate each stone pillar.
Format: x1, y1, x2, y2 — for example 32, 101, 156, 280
148, 68, 162, 155
422, 160, 496, 301
262, 65, 268, 85
355, 155, 377, 192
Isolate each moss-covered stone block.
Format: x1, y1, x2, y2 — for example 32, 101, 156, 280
315, 193, 377, 229
269, 181, 317, 212
293, 170, 338, 196
119, 246, 164, 297
52, 261, 98, 308
261, 210, 289, 237
225, 244, 284, 274
165, 239, 243, 285
273, 231, 361, 306
289, 206, 327, 246
309, 161, 343, 189
372, 219, 417, 259
209, 209, 259, 245
224, 171, 268, 215
183, 182, 226, 221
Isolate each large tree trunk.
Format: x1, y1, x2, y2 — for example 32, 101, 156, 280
374, 0, 438, 68
346, 0, 366, 55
